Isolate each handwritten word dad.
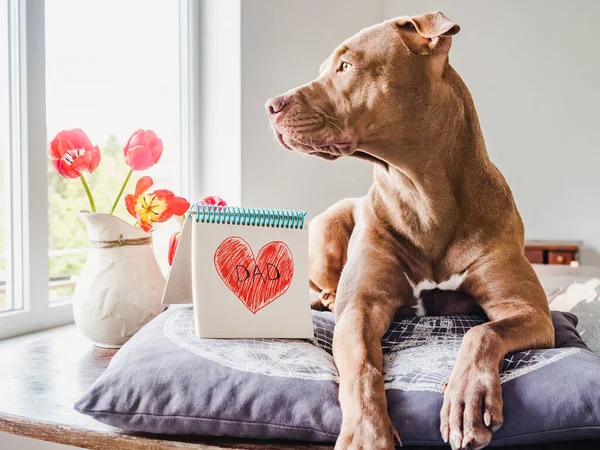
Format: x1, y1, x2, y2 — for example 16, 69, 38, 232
235, 264, 281, 283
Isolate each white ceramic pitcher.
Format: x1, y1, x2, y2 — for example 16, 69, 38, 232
73, 210, 165, 348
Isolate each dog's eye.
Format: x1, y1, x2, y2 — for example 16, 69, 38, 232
338, 61, 352, 72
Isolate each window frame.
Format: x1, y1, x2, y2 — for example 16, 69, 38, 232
0, 0, 191, 339
0, 0, 69, 340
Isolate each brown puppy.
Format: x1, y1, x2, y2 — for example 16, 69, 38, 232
265, 11, 553, 450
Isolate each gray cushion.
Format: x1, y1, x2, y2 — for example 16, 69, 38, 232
75, 306, 600, 446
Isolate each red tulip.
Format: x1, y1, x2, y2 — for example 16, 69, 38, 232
47, 129, 101, 179
196, 196, 227, 207
124, 176, 190, 232
168, 231, 181, 266
122, 129, 163, 171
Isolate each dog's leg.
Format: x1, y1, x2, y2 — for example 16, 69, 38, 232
333, 233, 409, 450
309, 198, 359, 312
440, 252, 554, 450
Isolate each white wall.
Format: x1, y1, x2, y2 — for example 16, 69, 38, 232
239, 0, 378, 219
382, 0, 600, 264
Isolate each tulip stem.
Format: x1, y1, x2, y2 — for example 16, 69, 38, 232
110, 169, 133, 215
80, 175, 96, 213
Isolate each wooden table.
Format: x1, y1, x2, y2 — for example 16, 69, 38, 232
0, 321, 598, 449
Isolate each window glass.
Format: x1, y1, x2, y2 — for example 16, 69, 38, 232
45, 0, 181, 301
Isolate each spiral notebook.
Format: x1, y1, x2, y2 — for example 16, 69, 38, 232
162, 205, 314, 339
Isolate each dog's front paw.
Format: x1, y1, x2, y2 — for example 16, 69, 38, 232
335, 416, 400, 450
440, 365, 503, 450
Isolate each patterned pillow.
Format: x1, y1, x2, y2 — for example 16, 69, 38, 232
75, 306, 600, 446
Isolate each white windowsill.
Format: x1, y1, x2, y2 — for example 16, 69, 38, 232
0, 302, 73, 341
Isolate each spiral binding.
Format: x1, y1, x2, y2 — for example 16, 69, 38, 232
189, 204, 307, 229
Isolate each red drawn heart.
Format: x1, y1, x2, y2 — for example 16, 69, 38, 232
213, 237, 294, 314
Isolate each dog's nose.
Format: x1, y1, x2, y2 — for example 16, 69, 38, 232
265, 96, 287, 116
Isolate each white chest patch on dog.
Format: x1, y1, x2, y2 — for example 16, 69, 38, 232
404, 271, 469, 316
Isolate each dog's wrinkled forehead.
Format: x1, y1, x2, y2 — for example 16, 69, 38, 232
319, 24, 392, 76
319, 10, 460, 75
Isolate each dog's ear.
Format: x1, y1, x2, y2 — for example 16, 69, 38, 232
394, 11, 460, 56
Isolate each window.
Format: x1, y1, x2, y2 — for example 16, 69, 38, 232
0, 0, 188, 339
0, 0, 9, 312
45, 0, 181, 301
